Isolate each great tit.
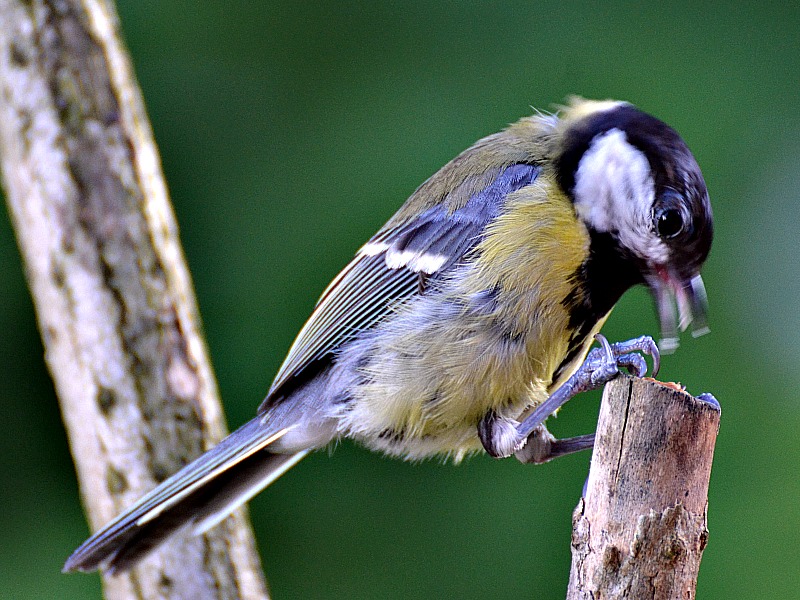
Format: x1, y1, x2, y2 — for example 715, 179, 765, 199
65, 97, 713, 573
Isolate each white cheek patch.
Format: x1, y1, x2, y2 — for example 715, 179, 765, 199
573, 129, 669, 263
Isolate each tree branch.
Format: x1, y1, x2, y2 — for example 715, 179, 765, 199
567, 376, 720, 599
0, 1, 268, 597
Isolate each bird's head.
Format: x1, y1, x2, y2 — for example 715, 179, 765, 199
554, 99, 713, 352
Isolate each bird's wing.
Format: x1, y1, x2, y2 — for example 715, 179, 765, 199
262, 163, 540, 408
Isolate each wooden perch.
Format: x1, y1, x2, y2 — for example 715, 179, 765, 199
566, 375, 720, 600
0, 1, 268, 598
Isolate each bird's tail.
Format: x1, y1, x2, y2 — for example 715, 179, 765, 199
63, 417, 307, 574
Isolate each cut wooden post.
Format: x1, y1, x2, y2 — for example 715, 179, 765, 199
567, 375, 720, 600
0, 0, 268, 598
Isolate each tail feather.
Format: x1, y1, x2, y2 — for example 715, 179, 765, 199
63, 417, 306, 573
191, 450, 306, 536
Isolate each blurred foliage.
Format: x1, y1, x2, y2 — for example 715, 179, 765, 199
1, 1, 799, 598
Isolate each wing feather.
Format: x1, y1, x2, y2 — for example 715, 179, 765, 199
263, 163, 540, 405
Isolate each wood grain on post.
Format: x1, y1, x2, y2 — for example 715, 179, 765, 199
0, 1, 268, 598
567, 376, 720, 600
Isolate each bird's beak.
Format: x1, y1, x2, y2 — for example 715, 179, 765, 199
646, 266, 709, 354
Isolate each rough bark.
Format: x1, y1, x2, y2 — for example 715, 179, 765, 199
566, 376, 720, 600
0, 1, 269, 598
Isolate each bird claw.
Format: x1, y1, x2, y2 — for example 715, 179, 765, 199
616, 353, 648, 378
613, 334, 660, 377
587, 333, 660, 385
587, 336, 622, 387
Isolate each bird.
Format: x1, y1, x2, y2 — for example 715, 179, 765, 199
64, 97, 713, 573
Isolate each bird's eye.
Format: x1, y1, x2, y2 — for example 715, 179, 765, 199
655, 208, 684, 239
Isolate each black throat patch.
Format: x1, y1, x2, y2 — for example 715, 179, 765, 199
553, 229, 644, 382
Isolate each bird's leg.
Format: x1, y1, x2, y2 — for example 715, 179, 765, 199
478, 334, 659, 460
513, 426, 595, 464
478, 416, 597, 462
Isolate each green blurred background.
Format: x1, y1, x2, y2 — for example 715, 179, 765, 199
2, 1, 799, 598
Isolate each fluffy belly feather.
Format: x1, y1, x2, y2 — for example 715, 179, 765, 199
335, 281, 575, 462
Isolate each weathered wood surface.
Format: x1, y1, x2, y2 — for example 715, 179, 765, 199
566, 376, 720, 600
